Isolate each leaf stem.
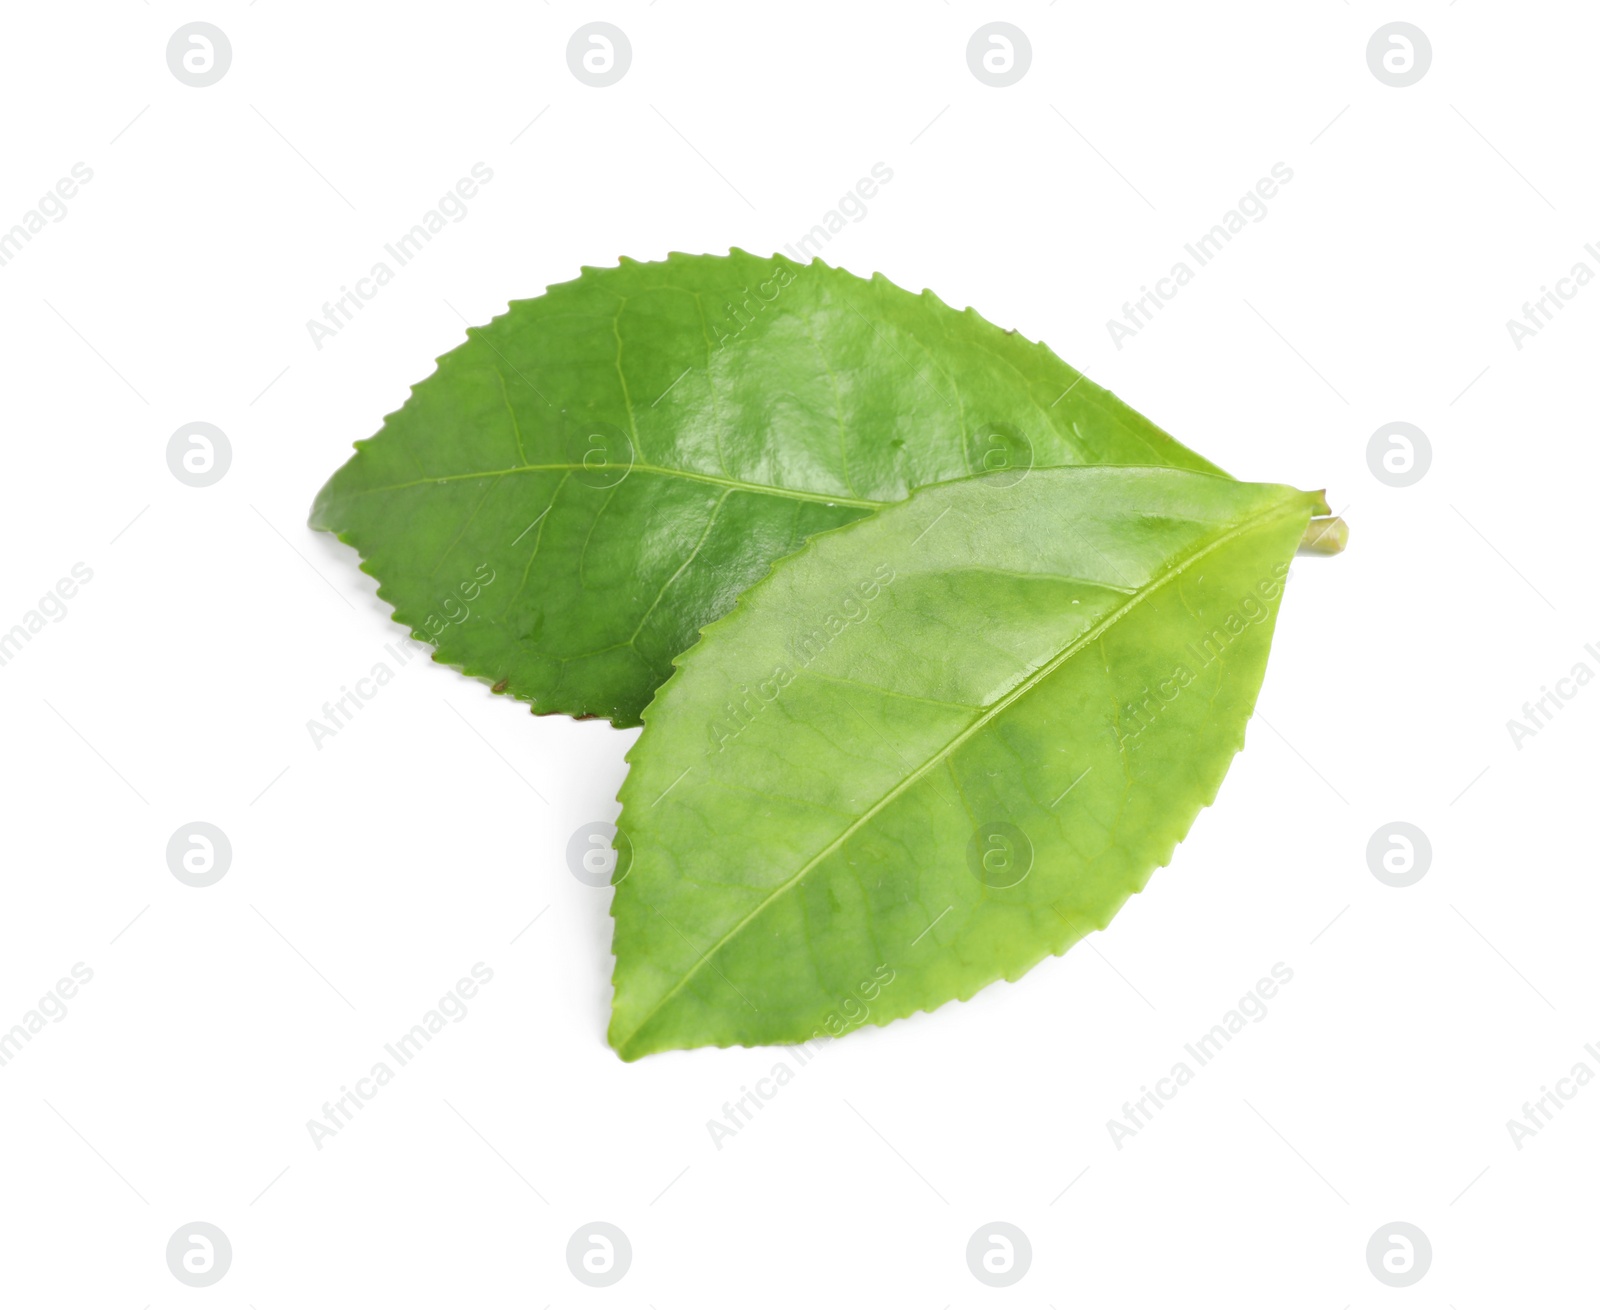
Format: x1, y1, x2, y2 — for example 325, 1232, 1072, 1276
1298, 516, 1348, 555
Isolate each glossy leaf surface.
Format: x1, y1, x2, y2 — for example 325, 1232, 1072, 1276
609, 467, 1324, 1058
310, 252, 1222, 726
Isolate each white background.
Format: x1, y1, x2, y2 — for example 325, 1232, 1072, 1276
1, 2, 1595, 1305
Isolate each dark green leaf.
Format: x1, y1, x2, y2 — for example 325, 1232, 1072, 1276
310, 252, 1222, 726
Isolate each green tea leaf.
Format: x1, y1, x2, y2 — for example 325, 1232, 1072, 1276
310, 252, 1223, 726
608, 467, 1324, 1059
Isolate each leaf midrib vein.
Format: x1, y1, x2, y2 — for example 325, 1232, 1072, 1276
328, 463, 883, 510
617, 495, 1308, 1049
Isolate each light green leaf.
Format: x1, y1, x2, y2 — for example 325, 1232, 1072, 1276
608, 467, 1325, 1059
310, 251, 1223, 727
